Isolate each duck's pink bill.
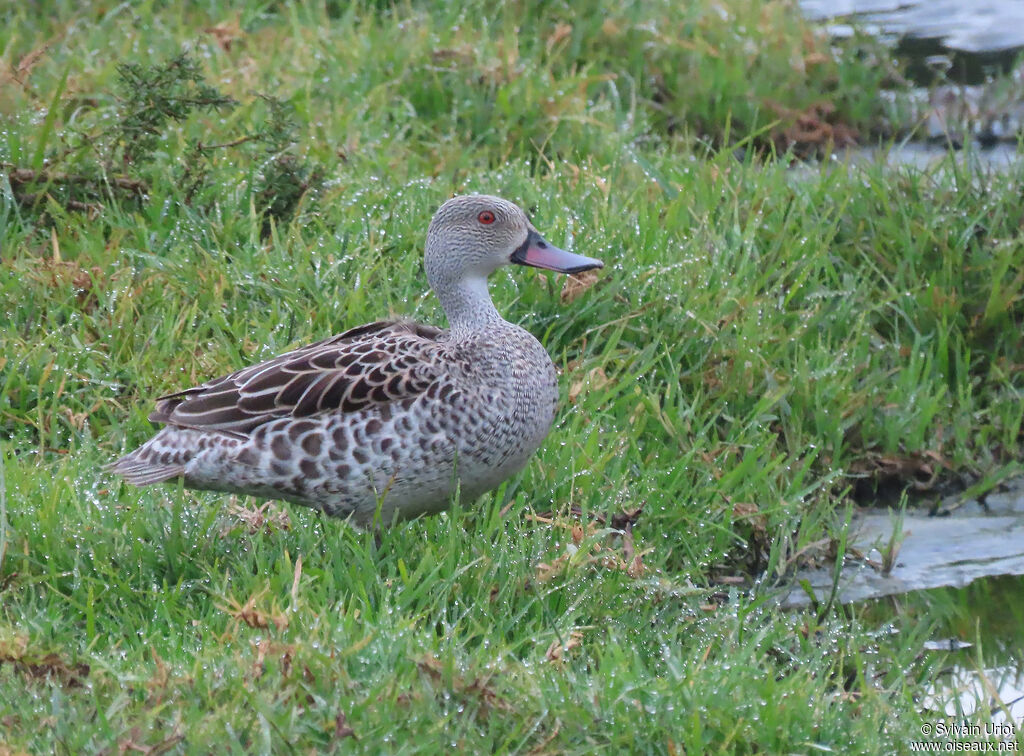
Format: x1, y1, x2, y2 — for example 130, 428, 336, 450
511, 230, 603, 274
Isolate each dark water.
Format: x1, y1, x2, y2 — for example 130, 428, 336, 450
886, 577, 1024, 727
801, 0, 1024, 83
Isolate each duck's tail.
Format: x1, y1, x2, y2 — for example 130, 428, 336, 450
104, 452, 185, 486
105, 430, 191, 486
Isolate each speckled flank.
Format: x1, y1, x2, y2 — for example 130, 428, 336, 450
108, 195, 600, 528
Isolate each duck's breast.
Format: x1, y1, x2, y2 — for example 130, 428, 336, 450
440, 327, 559, 494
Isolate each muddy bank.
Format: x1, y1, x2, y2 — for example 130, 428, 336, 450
801, 0, 1024, 149
782, 476, 1024, 608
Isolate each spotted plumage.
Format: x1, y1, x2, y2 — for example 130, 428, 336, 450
108, 195, 603, 527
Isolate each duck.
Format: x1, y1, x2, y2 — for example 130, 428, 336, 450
108, 194, 603, 527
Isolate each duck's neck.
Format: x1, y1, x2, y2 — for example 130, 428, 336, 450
435, 273, 505, 335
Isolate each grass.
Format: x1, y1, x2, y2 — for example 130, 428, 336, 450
2, 0, 1023, 752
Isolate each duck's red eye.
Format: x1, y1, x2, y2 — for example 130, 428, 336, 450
478, 211, 495, 225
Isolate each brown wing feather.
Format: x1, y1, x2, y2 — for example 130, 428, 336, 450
149, 320, 446, 434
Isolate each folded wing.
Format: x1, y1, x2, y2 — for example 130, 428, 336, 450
150, 320, 446, 434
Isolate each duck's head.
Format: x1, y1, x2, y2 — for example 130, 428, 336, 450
424, 195, 603, 291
